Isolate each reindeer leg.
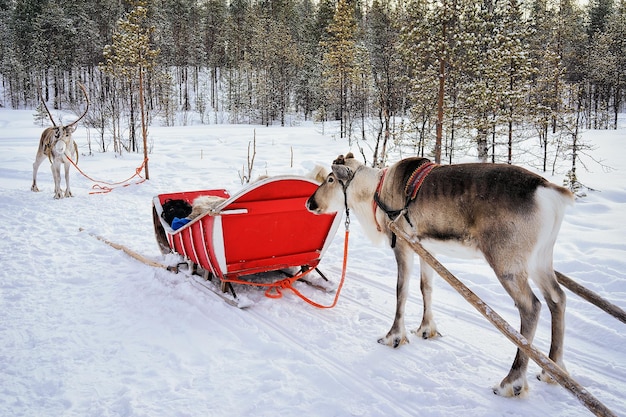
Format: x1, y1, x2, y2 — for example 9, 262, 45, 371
535, 270, 567, 383
412, 258, 440, 339
378, 241, 413, 348
51, 159, 63, 199
63, 157, 73, 197
492, 270, 541, 397
31, 152, 46, 192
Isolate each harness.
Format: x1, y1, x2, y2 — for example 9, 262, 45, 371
373, 161, 438, 248
45, 127, 76, 164
337, 166, 362, 230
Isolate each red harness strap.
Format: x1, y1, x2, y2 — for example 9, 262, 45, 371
373, 168, 388, 232
405, 162, 437, 200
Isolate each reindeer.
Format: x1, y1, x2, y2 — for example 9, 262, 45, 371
31, 84, 89, 199
306, 152, 574, 397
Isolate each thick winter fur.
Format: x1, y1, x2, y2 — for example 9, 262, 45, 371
188, 195, 227, 219
32, 84, 89, 199
306, 152, 574, 397
31, 126, 80, 199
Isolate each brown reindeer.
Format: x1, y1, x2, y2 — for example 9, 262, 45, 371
306, 152, 574, 397
32, 84, 89, 199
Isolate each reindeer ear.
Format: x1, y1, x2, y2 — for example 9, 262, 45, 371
333, 154, 346, 165
333, 152, 356, 165
331, 164, 352, 182
307, 165, 329, 183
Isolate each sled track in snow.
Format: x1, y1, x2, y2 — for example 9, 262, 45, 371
335, 265, 626, 410
342, 268, 512, 340
246, 311, 417, 417
155, 261, 624, 414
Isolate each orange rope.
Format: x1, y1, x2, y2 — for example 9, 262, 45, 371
221, 229, 350, 309
67, 155, 147, 194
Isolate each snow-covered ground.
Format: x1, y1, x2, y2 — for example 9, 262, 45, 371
1, 109, 624, 417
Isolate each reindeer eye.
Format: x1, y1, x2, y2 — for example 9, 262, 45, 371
327, 177, 334, 183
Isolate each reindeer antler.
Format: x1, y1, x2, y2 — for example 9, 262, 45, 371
39, 87, 57, 127
67, 83, 90, 128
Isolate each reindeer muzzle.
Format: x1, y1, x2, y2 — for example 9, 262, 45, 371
54, 140, 66, 155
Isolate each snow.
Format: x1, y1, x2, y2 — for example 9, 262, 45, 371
1, 109, 625, 417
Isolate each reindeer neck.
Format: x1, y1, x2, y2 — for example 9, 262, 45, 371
347, 166, 386, 244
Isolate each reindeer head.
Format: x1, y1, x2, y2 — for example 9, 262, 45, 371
306, 153, 363, 214
47, 125, 76, 157
39, 84, 89, 161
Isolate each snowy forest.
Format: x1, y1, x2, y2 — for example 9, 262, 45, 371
0, 0, 624, 174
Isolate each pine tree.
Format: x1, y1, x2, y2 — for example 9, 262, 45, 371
321, 0, 359, 139
588, 0, 614, 36
399, 0, 438, 159
496, 0, 533, 164
293, 0, 323, 120
400, 0, 467, 163
528, 0, 562, 171
606, 0, 626, 129
101, 0, 160, 179
223, 0, 254, 123
366, 0, 405, 166
249, 10, 303, 126
200, 0, 228, 112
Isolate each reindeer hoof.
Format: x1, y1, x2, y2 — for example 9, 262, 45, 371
378, 333, 409, 348
412, 325, 441, 340
537, 370, 558, 384
31, 185, 40, 192
493, 377, 528, 397
537, 359, 566, 384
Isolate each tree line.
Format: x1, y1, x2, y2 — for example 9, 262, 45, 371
0, 0, 624, 180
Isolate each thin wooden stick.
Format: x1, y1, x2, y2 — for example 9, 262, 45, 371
388, 221, 617, 417
555, 271, 626, 324
79, 228, 178, 273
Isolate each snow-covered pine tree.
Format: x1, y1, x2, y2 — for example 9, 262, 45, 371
365, 0, 406, 167
605, 0, 626, 129
320, 0, 360, 140
101, 0, 160, 179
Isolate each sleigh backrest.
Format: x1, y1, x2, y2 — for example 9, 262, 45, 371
210, 176, 340, 276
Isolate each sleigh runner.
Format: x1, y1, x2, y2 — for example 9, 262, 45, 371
152, 176, 342, 303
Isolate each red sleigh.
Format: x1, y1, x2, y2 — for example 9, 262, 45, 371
152, 176, 341, 301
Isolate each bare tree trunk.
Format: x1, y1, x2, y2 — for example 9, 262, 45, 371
129, 85, 136, 153
139, 65, 150, 180
477, 126, 488, 162
435, 48, 445, 164
508, 119, 513, 164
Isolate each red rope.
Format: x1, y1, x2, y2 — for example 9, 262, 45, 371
67, 155, 147, 194
221, 229, 350, 309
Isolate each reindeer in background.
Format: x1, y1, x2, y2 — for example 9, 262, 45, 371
31, 83, 89, 199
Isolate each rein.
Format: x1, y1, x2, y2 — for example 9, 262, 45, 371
66, 154, 148, 194
221, 209, 351, 309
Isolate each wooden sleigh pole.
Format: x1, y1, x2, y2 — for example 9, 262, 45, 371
555, 271, 626, 324
387, 221, 618, 417
79, 228, 179, 273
